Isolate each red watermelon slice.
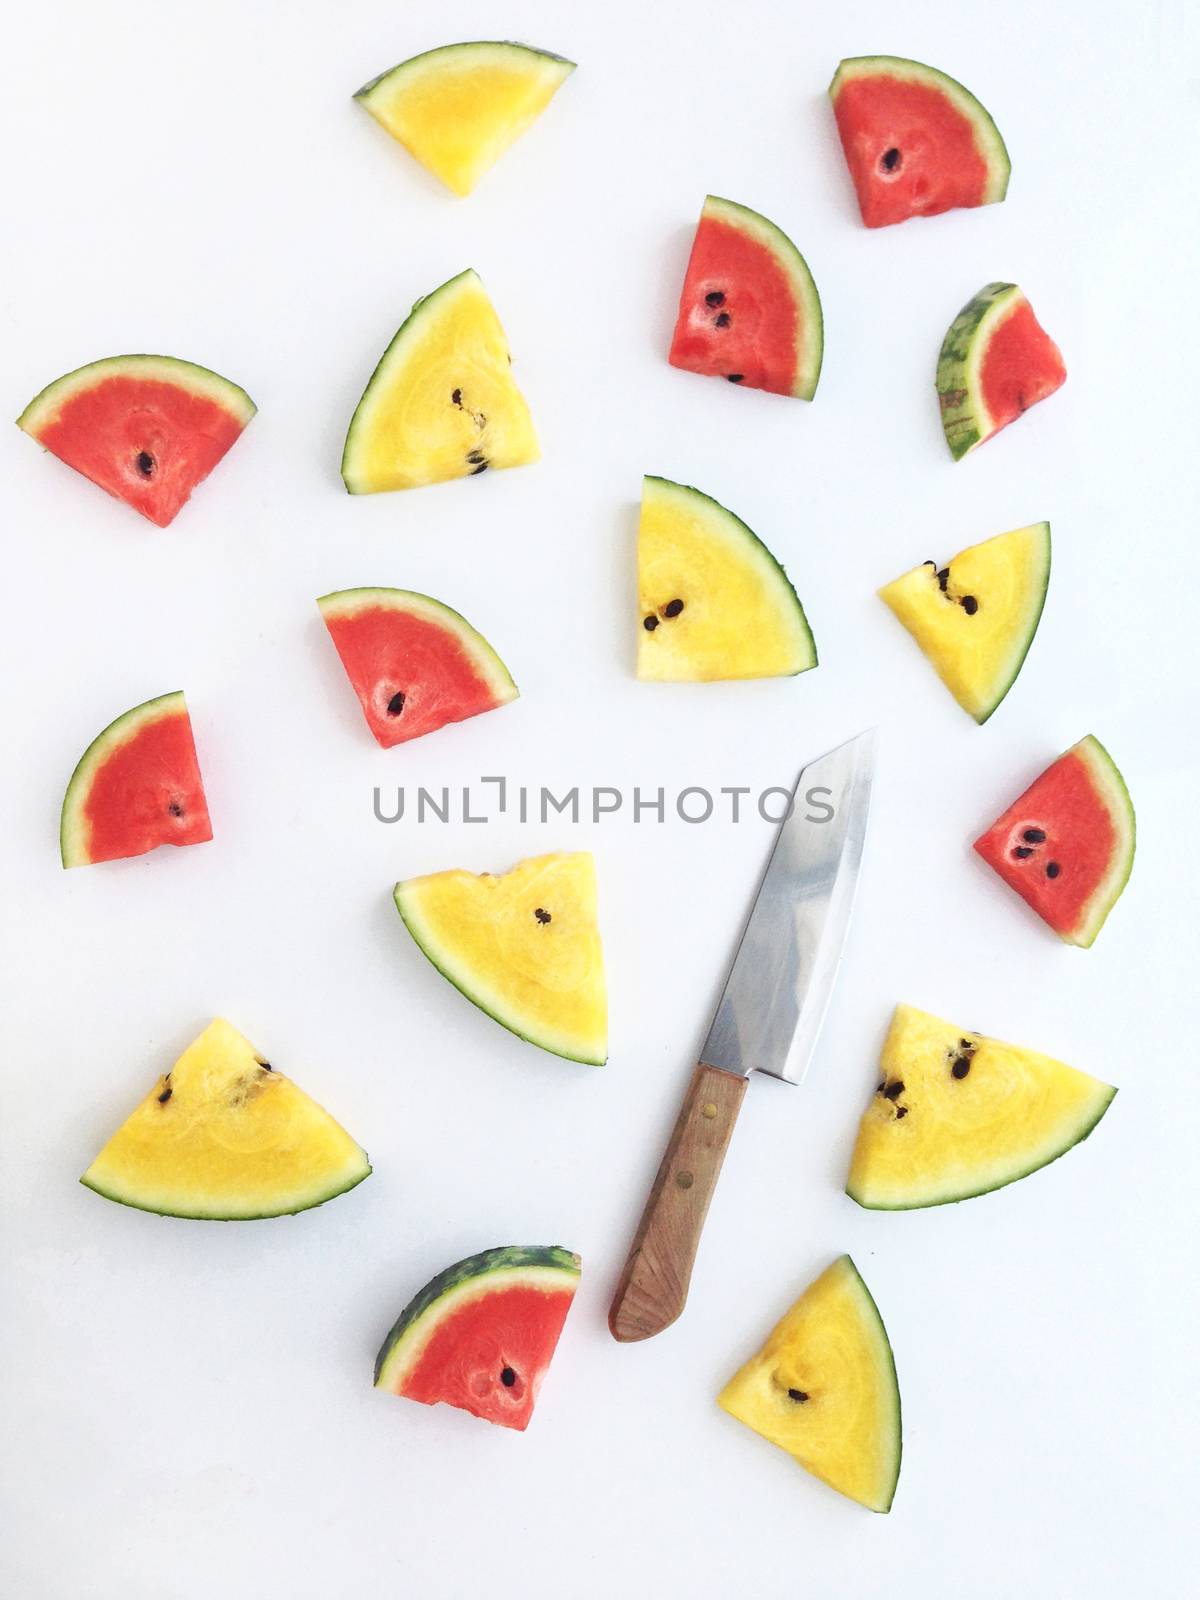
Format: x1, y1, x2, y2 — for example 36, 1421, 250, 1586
18, 355, 256, 527
937, 283, 1067, 460
61, 692, 212, 868
318, 588, 519, 748
974, 736, 1135, 947
829, 57, 1010, 229
668, 196, 823, 399
374, 1246, 580, 1431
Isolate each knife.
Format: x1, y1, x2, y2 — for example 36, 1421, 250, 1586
608, 730, 875, 1343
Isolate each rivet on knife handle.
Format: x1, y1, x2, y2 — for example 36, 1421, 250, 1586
608, 1063, 747, 1342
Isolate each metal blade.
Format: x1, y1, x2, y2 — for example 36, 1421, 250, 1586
699, 730, 875, 1085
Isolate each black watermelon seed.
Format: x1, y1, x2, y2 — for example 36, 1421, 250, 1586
663, 598, 684, 618
951, 1057, 971, 1079
258, 1062, 273, 1072
881, 147, 902, 172
387, 692, 406, 716
706, 291, 725, 307
500, 1367, 517, 1387
937, 568, 950, 591
1022, 828, 1046, 843
136, 451, 155, 476
157, 1085, 172, 1104
959, 1039, 975, 1051
961, 595, 979, 615
534, 907, 552, 925
727, 373, 744, 383
715, 312, 732, 328
466, 450, 486, 465
451, 388, 462, 406
1046, 861, 1061, 879
876, 1081, 887, 1094
896, 1105, 909, 1118
883, 1080, 904, 1101
787, 1388, 809, 1403
1012, 846, 1034, 859
643, 615, 659, 632
168, 802, 184, 818
923, 559, 937, 568
470, 461, 488, 475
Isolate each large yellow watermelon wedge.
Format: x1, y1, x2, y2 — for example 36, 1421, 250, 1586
847, 1004, 1116, 1209
354, 42, 575, 197
81, 1019, 371, 1219
718, 1255, 902, 1513
341, 269, 539, 494
393, 852, 606, 1065
637, 476, 817, 681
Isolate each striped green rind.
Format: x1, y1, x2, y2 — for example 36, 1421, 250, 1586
1071, 736, 1136, 947
60, 691, 187, 869
701, 195, 824, 400
979, 519, 1051, 724
18, 355, 256, 436
316, 587, 519, 704
354, 40, 575, 103
828, 55, 1011, 205
79, 1159, 371, 1221
936, 282, 1021, 460
841, 1257, 902, 1513
374, 1245, 581, 1390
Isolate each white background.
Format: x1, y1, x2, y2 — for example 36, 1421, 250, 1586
1, 2, 1196, 1595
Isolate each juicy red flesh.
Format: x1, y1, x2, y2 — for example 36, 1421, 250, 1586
979, 298, 1067, 439
400, 1282, 576, 1431
669, 217, 801, 396
323, 604, 504, 748
974, 751, 1115, 938
32, 375, 248, 527
82, 710, 212, 864
832, 73, 991, 228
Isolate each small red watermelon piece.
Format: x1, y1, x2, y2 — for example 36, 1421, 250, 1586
61, 691, 212, 868
374, 1246, 580, 1431
829, 56, 1010, 229
318, 588, 519, 748
974, 736, 1135, 947
937, 283, 1067, 459
18, 355, 255, 527
668, 196, 823, 399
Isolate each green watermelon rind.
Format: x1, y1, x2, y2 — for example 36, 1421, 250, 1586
828, 55, 1011, 208
836, 1255, 903, 1513
975, 519, 1051, 724
643, 476, 818, 675
374, 1245, 581, 1392
317, 587, 520, 708
1063, 735, 1137, 948
60, 691, 197, 870
80, 1155, 372, 1222
699, 195, 825, 401
17, 354, 256, 437
354, 40, 575, 104
935, 282, 1026, 461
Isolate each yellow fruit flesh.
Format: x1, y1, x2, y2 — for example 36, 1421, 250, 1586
637, 477, 816, 681
847, 1004, 1116, 1209
342, 270, 539, 494
356, 44, 574, 197
81, 1019, 370, 1218
719, 1256, 901, 1513
395, 852, 607, 1064
878, 521, 1049, 721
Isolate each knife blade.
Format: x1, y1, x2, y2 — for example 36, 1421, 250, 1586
608, 730, 875, 1343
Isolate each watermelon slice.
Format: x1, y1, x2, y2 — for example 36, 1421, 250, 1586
638, 476, 816, 681
846, 1005, 1116, 1210
394, 852, 607, 1065
354, 41, 575, 197
974, 736, 1135, 947
375, 1245, 580, 1430
718, 1255, 901, 1513
318, 588, 518, 748
342, 269, 539, 494
81, 1019, 371, 1219
668, 196, 823, 399
61, 691, 212, 869
937, 283, 1067, 459
17, 355, 255, 527
878, 522, 1050, 722
829, 56, 1010, 229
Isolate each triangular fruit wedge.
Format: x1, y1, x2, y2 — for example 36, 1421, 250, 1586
374, 1245, 580, 1430
718, 1255, 901, 1513
341, 269, 539, 493
878, 521, 1049, 722
668, 196, 823, 399
81, 1019, 371, 1219
18, 354, 255, 527
318, 588, 518, 748
829, 55, 1010, 228
394, 852, 606, 1065
846, 1004, 1116, 1209
638, 476, 817, 681
974, 735, 1135, 947
354, 42, 575, 197
937, 283, 1067, 459
61, 691, 212, 868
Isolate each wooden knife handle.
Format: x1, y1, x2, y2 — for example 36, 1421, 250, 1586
608, 1063, 748, 1342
